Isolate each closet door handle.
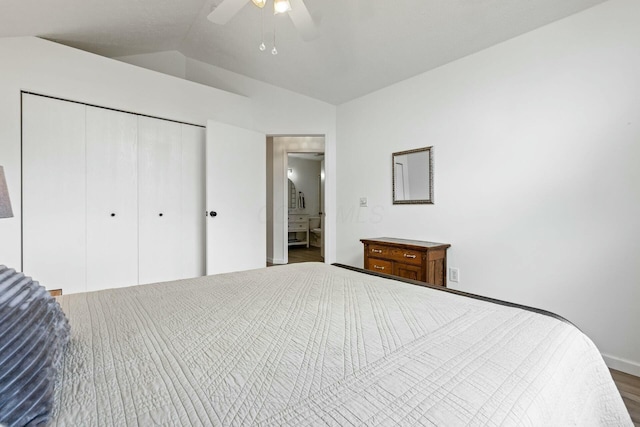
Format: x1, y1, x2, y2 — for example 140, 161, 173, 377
209, 211, 217, 217
110, 213, 116, 217
159, 213, 163, 217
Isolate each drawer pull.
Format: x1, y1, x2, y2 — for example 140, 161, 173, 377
371, 249, 383, 254
403, 253, 417, 259
373, 265, 385, 270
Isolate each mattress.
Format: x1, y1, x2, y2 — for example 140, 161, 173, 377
52, 262, 631, 426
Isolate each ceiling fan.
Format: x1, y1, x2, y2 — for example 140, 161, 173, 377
207, 0, 319, 41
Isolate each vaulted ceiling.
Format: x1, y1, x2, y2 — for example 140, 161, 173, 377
0, 0, 606, 104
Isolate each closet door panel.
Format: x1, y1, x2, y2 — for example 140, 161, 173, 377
180, 124, 206, 279
138, 116, 182, 285
86, 107, 138, 291
205, 121, 266, 275
22, 94, 87, 294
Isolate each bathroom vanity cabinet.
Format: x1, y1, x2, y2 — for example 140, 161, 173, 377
288, 214, 309, 247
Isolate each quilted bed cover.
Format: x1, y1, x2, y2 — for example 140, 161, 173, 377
53, 263, 631, 426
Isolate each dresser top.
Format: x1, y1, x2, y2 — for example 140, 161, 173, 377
360, 237, 450, 250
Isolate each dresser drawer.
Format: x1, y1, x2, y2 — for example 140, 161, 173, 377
288, 222, 308, 231
388, 248, 422, 265
367, 245, 390, 257
393, 263, 424, 282
366, 258, 392, 273
288, 215, 308, 222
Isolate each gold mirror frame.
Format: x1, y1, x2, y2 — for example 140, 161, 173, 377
392, 146, 433, 205
288, 178, 297, 209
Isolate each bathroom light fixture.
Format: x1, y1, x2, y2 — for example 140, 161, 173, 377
0, 166, 13, 218
288, 168, 293, 176
251, 0, 266, 7
273, 0, 291, 14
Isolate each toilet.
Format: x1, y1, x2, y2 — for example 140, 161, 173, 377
309, 217, 322, 248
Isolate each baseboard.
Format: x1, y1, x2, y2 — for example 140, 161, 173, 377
268, 257, 286, 265
602, 353, 640, 376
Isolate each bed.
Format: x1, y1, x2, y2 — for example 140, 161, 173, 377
1, 262, 633, 426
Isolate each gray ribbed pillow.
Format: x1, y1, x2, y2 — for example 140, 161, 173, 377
0, 265, 70, 427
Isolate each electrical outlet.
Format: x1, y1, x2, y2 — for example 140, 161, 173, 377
449, 268, 459, 283
360, 197, 368, 207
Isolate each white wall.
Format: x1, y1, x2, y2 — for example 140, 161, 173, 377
186, 60, 337, 266
116, 50, 187, 79
336, 0, 640, 375
0, 37, 337, 271
118, 53, 338, 264
288, 156, 321, 216
0, 37, 249, 270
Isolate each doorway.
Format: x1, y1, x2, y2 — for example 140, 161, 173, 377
287, 153, 324, 264
265, 136, 325, 266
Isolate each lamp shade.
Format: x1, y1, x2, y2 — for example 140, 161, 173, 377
0, 166, 13, 218
274, 0, 291, 14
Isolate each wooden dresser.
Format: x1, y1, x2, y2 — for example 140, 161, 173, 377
361, 238, 450, 286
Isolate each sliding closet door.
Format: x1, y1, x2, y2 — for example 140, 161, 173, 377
22, 94, 87, 294
180, 124, 206, 278
206, 121, 266, 275
138, 116, 183, 285
85, 107, 138, 291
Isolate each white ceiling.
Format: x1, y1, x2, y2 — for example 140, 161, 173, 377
0, 0, 606, 104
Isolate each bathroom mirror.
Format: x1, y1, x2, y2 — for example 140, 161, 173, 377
288, 179, 297, 209
392, 146, 433, 204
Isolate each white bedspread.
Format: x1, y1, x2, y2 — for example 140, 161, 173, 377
53, 263, 631, 426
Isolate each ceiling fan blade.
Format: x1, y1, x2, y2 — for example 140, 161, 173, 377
207, 0, 249, 25
288, 0, 319, 41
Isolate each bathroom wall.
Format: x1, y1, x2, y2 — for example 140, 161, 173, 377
288, 156, 322, 216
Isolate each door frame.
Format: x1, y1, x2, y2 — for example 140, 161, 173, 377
266, 135, 326, 265
283, 148, 325, 264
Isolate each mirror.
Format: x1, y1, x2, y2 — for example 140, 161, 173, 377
288, 179, 297, 209
392, 147, 433, 204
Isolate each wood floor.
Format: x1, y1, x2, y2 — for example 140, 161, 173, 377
611, 369, 640, 425
287, 246, 323, 264
267, 246, 323, 267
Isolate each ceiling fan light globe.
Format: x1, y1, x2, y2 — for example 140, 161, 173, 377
251, 0, 266, 8
273, 0, 291, 14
